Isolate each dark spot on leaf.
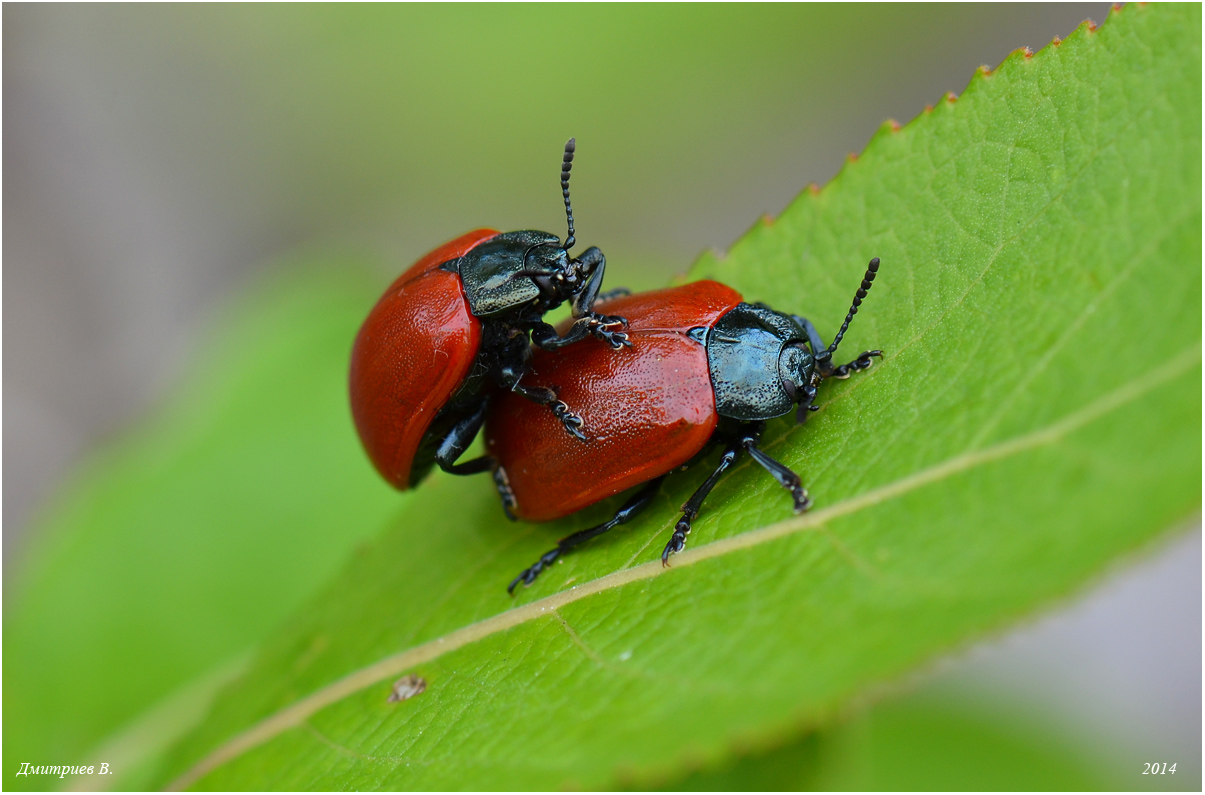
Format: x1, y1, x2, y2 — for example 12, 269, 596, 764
388, 674, 427, 703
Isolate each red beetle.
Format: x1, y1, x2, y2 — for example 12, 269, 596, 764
486, 262, 881, 592
350, 140, 630, 496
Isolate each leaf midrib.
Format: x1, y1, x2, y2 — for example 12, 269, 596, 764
166, 341, 1201, 791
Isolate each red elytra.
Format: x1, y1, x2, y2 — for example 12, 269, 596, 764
349, 229, 498, 489
486, 279, 743, 522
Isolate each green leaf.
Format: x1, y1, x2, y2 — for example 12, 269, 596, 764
149, 5, 1200, 789
665, 687, 1120, 791
19, 4, 1199, 789
2, 262, 407, 791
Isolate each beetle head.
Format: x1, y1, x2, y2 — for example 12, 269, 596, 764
778, 341, 817, 423
522, 242, 577, 300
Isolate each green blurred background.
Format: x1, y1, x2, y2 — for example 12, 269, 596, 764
6, 3, 1198, 790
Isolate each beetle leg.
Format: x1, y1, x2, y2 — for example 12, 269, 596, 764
508, 382, 588, 442
826, 350, 883, 379
739, 423, 812, 513
594, 286, 632, 304
531, 317, 631, 351
431, 402, 518, 518
496, 356, 589, 441
508, 476, 665, 593
433, 402, 492, 476
662, 443, 742, 566
569, 247, 608, 316
790, 314, 830, 358
491, 466, 518, 522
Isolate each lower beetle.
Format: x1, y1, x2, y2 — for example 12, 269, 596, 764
349, 140, 630, 495
485, 260, 881, 591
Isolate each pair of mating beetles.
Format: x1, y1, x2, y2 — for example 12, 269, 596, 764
349, 140, 881, 592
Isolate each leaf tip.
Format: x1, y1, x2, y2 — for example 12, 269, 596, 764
1086, 17, 1099, 31
806, 182, 821, 196
1051, 35, 1062, 47
944, 91, 958, 104
846, 151, 859, 163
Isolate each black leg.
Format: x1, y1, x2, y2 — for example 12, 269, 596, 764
530, 315, 631, 351
491, 465, 518, 521
497, 360, 587, 441
509, 476, 665, 593
661, 422, 812, 565
661, 443, 742, 565
595, 286, 631, 303
569, 247, 607, 314
790, 313, 829, 358
824, 350, 883, 379
432, 401, 517, 517
433, 402, 491, 475
740, 424, 811, 513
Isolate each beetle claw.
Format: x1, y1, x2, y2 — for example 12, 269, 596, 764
508, 548, 560, 593
792, 488, 812, 513
661, 519, 691, 565
548, 400, 587, 441
589, 315, 632, 349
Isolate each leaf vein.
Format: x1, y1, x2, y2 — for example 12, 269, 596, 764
166, 343, 1200, 791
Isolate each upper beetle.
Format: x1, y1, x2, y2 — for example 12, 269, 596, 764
485, 259, 882, 591
350, 140, 630, 497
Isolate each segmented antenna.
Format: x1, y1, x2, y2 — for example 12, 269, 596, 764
561, 138, 576, 250
818, 257, 880, 361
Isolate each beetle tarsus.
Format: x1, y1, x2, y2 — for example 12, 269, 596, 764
508, 381, 589, 441
661, 518, 692, 565
791, 487, 812, 513
595, 287, 632, 304
508, 548, 562, 594
492, 466, 518, 521
508, 477, 665, 592
588, 314, 632, 349
549, 400, 588, 441
828, 349, 883, 379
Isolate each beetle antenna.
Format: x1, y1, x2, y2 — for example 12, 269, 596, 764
561, 138, 576, 251
817, 257, 879, 362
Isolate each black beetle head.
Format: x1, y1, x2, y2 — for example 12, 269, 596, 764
778, 341, 816, 422
523, 242, 579, 301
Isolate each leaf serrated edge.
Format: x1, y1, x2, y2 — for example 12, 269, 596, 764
695, 5, 1121, 277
